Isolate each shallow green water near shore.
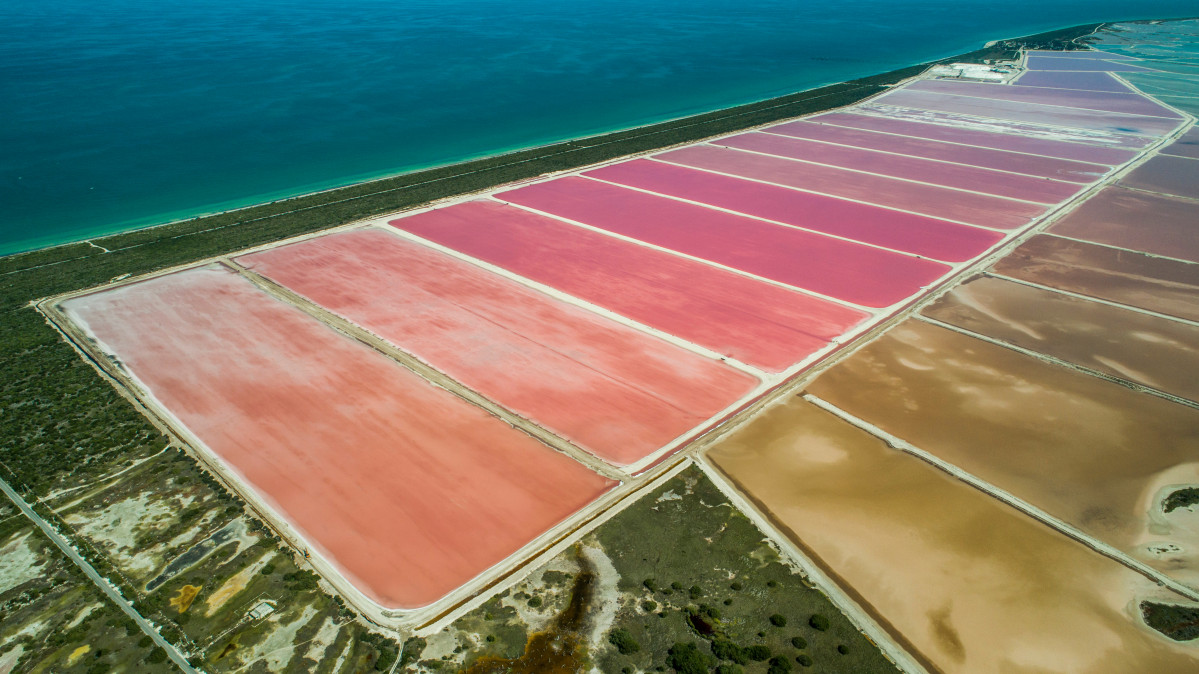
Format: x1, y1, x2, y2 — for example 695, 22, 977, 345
3, 1, 1197, 256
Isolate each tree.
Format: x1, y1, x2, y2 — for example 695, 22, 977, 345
745, 645, 772, 661
609, 628, 641, 655
668, 642, 714, 674
767, 655, 793, 674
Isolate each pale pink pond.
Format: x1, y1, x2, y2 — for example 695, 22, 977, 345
715, 132, 1084, 203
655, 144, 1047, 229
809, 112, 1140, 164
764, 120, 1110, 181
60, 266, 615, 609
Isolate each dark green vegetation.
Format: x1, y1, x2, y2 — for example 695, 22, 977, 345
1163, 487, 1199, 514
415, 468, 897, 673
1141, 601, 1199, 641
0, 20, 1108, 671
594, 469, 896, 673
980, 23, 1103, 56
0, 522, 172, 672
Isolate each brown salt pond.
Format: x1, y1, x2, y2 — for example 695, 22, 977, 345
806, 320, 1199, 589
1119, 154, 1199, 199
1047, 187, 1199, 263
923, 275, 1199, 401
707, 397, 1199, 673
992, 235, 1199, 321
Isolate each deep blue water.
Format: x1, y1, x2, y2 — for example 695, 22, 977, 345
2, 0, 1195, 255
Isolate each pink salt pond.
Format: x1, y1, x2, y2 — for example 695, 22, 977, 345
237, 228, 759, 467
497, 176, 950, 308
61, 266, 617, 610
389, 199, 867, 373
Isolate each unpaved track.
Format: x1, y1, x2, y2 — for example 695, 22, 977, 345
0, 474, 198, 674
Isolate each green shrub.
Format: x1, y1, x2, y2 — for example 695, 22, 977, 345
644, 578, 658, 592
609, 628, 641, 655
667, 642, 714, 674
260, 563, 275, 575
527, 596, 542, 608
770, 614, 787, 627
642, 599, 657, 612
796, 654, 813, 667
730, 582, 743, 591
671, 581, 684, 591
689, 585, 704, 599
790, 636, 807, 650
710, 640, 747, 664
809, 614, 830, 631
374, 642, 398, 671
145, 648, 167, 664
399, 637, 426, 667
837, 644, 849, 655
745, 645, 771, 661
768, 655, 793, 674
716, 665, 744, 674
1163, 487, 1199, 513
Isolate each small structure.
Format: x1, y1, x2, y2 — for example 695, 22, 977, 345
247, 600, 276, 621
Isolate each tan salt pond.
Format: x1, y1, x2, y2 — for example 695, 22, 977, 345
708, 397, 1199, 673
923, 275, 1199, 401
806, 320, 1199, 588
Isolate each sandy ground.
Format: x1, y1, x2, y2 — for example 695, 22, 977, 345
0, 532, 46, 595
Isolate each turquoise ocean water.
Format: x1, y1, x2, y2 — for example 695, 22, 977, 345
2, 0, 1195, 255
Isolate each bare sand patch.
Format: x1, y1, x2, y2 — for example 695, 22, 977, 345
205, 551, 274, 616
0, 532, 46, 595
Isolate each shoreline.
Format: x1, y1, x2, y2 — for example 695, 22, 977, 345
0, 19, 1132, 263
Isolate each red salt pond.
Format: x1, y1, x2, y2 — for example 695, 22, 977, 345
498, 176, 949, 308
1118, 155, 1199, 199
237, 229, 758, 467
876, 89, 1180, 137
810, 112, 1140, 164
1014, 70, 1136, 93
764, 120, 1110, 181
715, 132, 1084, 203
655, 144, 1046, 229
1048, 187, 1199, 263
61, 266, 616, 609
584, 159, 1002, 262
389, 200, 866, 373
908, 79, 1182, 119
1024, 55, 1159, 72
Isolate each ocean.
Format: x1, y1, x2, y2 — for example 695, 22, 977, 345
2, 0, 1195, 255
